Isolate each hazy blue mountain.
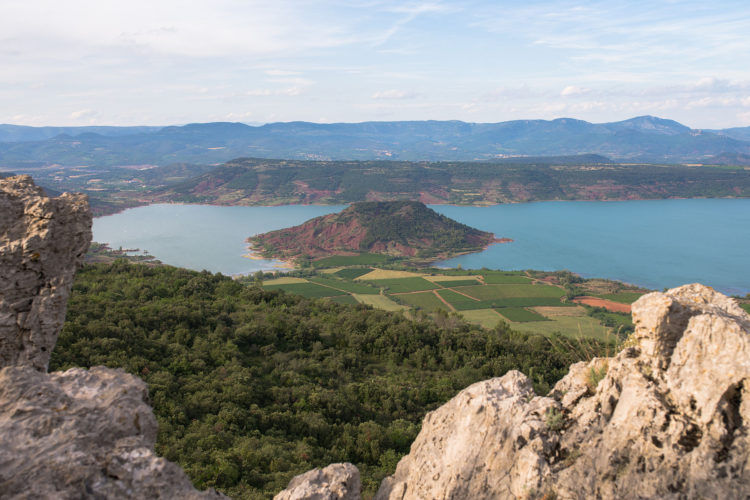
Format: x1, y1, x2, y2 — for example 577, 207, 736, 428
0, 124, 163, 143
708, 126, 750, 142
1, 116, 749, 166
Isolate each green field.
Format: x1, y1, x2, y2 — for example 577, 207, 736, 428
262, 282, 345, 298
368, 277, 441, 293
740, 303, 750, 314
491, 297, 569, 308
432, 279, 480, 287
598, 292, 645, 304
460, 309, 505, 329
394, 291, 449, 312
309, 276, 380, 294
333, 267, 373, 280
259, 263, 632, 340
496, 307, 550, 322
457, 284, 566, 300
511, 315, 611, 340
352, 293, 406, 311
328, 295, 361, 305
437, 289, 567, 310
482, 273, 532, 284
436, 289, 484, 310
261, 277, 309, 285
312, 253, 392, 268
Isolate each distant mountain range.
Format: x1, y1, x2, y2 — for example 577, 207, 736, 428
1, 116, 749, 166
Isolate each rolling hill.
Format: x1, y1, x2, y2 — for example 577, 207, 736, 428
248, 201, 501, 263
154, 157, 750, 207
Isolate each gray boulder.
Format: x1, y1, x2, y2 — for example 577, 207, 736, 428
274, 463, 361, 500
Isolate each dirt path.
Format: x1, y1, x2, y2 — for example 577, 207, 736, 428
433, 290, 457, 312
573, 296, 631, 313
447, 287, 482, 301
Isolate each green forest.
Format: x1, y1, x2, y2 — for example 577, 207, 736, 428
51, 261, 608, 498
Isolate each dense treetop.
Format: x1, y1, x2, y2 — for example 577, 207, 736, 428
51, 261, 605, 498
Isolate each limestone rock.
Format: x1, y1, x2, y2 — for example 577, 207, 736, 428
0, 176, 224, 499
374, 283, 750, 499
0, 365, 223, 499
375, 371, 558, 500
274, 463, 361, 500
0, 175, 92, 371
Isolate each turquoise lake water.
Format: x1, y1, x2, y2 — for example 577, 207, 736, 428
93, 200, 750, 295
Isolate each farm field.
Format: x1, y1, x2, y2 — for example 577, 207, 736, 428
460, 309, 505, 329
356, 269, 423, 280
511, 315, 610, 340
262, 282, 345, 298
334, 267, 373, 280
596, 292, 645, 303
308, 276, 380, 294
456, 284, 565, 300
367, 277, 441, 293
261, 267, 645, 339
483, 273, 533, 284
262, 277, 309, 285
328, 295, 361, 305
393, 291, 448, 312
496, 307, 550, 322
312, 253, 392, 268
352, 293, 406, 311
436, 289, 485, 310
431, 279, 481, 287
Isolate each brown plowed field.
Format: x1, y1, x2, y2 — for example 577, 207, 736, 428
573, 296, 631, 313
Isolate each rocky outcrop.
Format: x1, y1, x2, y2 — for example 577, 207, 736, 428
0, 175, 91, 372
0, 176, 222, 499
372, 283, 750, 499
274, 463, 361, 500
0, 366, 221, 499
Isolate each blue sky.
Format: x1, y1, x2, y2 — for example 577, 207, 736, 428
2, 0, 750, 127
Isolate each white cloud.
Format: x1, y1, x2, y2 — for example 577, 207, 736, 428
70, 109, 97, 120
372, 89, 418, 100
560, 86, 590, 97
245, 87, 304, 97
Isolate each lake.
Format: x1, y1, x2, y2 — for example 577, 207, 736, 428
93, 200, 750, 295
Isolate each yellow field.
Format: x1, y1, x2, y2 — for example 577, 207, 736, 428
355, 269, 423, 280
460, 309, 504, 329
319, 267, 343, 274
352, 293, 407, 311
262, 277, 310, 285
533, 306, 588, 317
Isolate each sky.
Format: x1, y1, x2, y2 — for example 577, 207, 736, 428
2, 0, 750, 128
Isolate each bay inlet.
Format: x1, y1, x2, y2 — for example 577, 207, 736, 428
93, 199, 750, 295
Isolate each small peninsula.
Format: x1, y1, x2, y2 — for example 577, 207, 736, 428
248, 201, 508, 265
